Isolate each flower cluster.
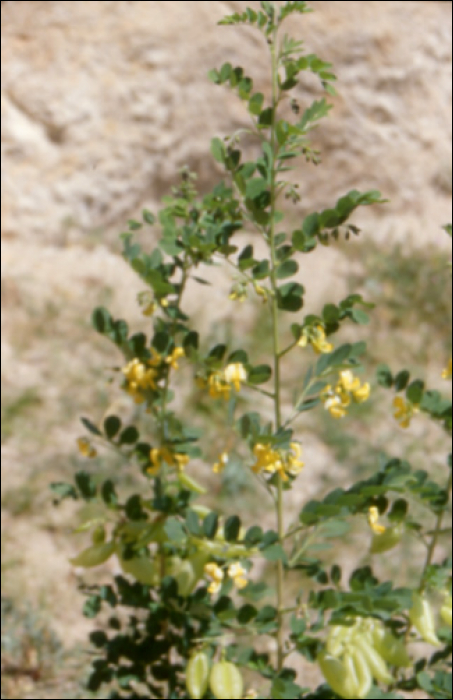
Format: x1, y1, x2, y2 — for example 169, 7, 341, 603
122, 358, 159, 404
298, 324, 333, 354
251, 442, 304, 481
121, 348, 185, 404
198, 363, 247, 400
204, 561, 248, 595
393, 395, 419, 428
321, 370, 370, 418
148, 447, 189, 475
318, 616, 410, 699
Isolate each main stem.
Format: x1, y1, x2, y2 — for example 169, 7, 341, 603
268, 29, 285, 673
421, 467, 453, 589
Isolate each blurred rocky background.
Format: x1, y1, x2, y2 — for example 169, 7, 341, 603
1, 2, 451, 698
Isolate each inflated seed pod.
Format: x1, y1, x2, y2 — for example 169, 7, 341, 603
318, 650, 357, 699
409, 592, 441, 647
178, 471, 207, 495
440, 593, 452, 627
91, 524, 106, 545
117, 552, 160, 586
326, 624, 353, 657
186, 651, 210, 699
209, 661, 243, 699
371, 625, 411, 667
166, 557, 197, 597
370, 524, 403, 554
69, 539, 116, 568
350, 646, 373, 699
355, 635, 394, 685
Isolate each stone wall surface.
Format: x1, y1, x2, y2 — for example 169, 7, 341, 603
1, 0, 452, 246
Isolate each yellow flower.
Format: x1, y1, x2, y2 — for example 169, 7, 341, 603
252, 443, 285, 479
229, 285, 247, 303
77, 437, 97, 458
165, 347, 185, 370
253, 282, 268, 301
442, 358, 452, 380
298, 325, 333, 354
338, 371, 370, 403
224, 363, 247, 392
393, 396, 419, 428
321, 372, 370, 418
204, 562, 224, 595
338, 370, 361, 393
228, 562, 248, 590
208, 372, 231, 400
142, 301, 157, 317
367, 506, 386, 535
148, 347, 163, 367
148, 447, 189, 474
321, 386, 349, 419
213, 452, 229, 474
352, 382, 371, 403
252, 442, 303, 481
286, 442, 304, 476
137, 291, 156, 317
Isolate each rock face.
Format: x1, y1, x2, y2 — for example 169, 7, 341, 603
1, 0, 452, 246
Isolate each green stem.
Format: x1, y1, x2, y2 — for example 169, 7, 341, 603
267, 25, 285, 675
421, 468, 453, 589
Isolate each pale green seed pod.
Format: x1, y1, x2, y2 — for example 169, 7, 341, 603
318, 650, 359, 699
178, 471, 207, 495
440, 593, 452, 627
186, 651, 210, 699
69, 540, 116, 568
209, 661, 243, 699
91, 524, 106, 545
166, 557, 197, 597
350, 646, 373, 699
117, 551, 160, 586
409, 592, 442, 647
371, 624, 411, 667
354, 635, 394, 685
370, 523, 403, 554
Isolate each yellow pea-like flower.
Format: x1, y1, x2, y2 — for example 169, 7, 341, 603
224, 363, 247, 392
367, 506, 386, 535
442, 358, 452, 380
77, 437, 97, 458
393, 396, 419, 428
228, 562, 248, 589
213, 452, 229, 474
166, 346, 185, 370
